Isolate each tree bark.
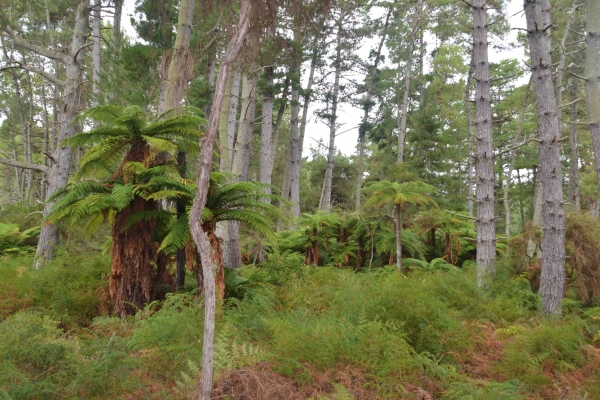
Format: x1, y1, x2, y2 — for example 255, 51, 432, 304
585, 0, 600, 212
569, 75, 581, 211
397, 12, 418, 164
161, 0, 195, 113
188, 2, 251, 399
525, 0, 566, 315
504, 78, 532, 248
260, 66, 275, 197
232, 71, 256, 182
473, 0, 496, 287
465, 55, 475, 218
32, 0, 88, 267
112, 0, 123, 51
92, 0, 101, 107
219, 74, 233, 172
356, 9, 391, 211
320, 26, 343, 211
289, 52, 302, 219
227, 69, 241, 164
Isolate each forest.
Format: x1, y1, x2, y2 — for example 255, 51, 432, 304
1, 0, 600, 398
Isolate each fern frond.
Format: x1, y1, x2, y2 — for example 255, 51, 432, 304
79, 136, 130, 168
159, 215, 190, 254
141, 135, 178, 154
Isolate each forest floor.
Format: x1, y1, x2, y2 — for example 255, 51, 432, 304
1, 251, 599, 399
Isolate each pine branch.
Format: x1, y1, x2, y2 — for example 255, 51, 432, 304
2, 27, 69, 63
0, 62, 66, 88
0, 158, 50, 173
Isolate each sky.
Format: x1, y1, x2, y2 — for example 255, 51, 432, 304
121, 0, 529, 158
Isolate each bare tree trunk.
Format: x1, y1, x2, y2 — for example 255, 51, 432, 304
504, 78, 532, 249
188, 3, 251, 399
219, 74, 233, 172
227, 69, 241, 164
356, 9, 391, 211
232, 71, 256, 182
555, 2, 578, 109
525, 0, 566, 315
465, 55, 475, 218
41, 83, 50, 200
298, 37, 319, 157
289, 55, 302, 218
112, 0, 123, 50
320, 27, 343, 211
260, 66, 275, 196
162, 0, 196, 113
29, 0, 88, 267
527, 168, 543, 259
271, 77, 290, 155
397, 0, 422, 164
586, 0, 600, 213
92, 0, 101, 108
569, 76, 581, 211
395, 204, 403, 270
472, 0, 496, 287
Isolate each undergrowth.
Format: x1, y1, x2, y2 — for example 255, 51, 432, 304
0, 253, 599, 399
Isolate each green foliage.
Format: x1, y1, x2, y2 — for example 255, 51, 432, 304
0, 254, 110, 327
494, 318, 588, 388
443, 379, 522, 400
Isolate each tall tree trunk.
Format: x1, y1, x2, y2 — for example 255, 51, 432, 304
397, 0, 422, 164
356, 9, 391, 211
525, 0, 566, 315
289, 54, 302, 218
298, 35, 320, 157
112, 0, 123, 50
227, 69, 241, 164
472, 0, 496, 287
271, 77, 290, 155
555, 2, 578, 110
320, 26, 343, 211
92, 0, 101, 108
260, 66, 275, 197
585, 0, 600, 213
161, 0, 196, 113
232, 71, 256, 182
33, 0, 89, 267
465, 55, 475, 218
504, 78, 532, 249
527, 168, 543, 259
225, 71, 256, 271
219, 74, 233, 172
569, 75, 581, 211
188, 2, 251, 399
41, 83, 50, 200
395, 204, 403, 270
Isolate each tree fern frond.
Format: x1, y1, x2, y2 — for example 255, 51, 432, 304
62, 125, 129, 147
115, 105, 147, 134
159, 215, 190, 254
110, 184, 135, 210
73, 159, 115, 180
75, 104, 123, 126
141, 135, 178, 154
79, 137, 131, 168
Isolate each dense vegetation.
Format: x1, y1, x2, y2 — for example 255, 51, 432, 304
2, 0, 600, 398
0, 209, 599, 399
